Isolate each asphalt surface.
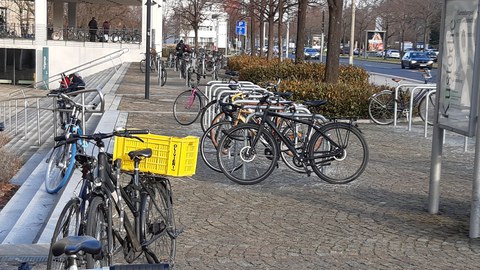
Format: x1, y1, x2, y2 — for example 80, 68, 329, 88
1, 63, 480, 269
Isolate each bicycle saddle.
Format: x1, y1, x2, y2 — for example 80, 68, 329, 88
225, 70, 239, 76
52, 235, 101, 256
128, 148, 152, 160
391, 78, 402, 83
303, 100, 327, 107
272, 91, 293, 99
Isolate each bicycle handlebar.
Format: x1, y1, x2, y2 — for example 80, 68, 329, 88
55, 129, 149, 144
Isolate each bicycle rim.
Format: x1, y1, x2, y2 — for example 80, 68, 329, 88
200, 121, 233, 172
309, 123, 369, 184
140, 59, 146, 73
217, 123, 278, 185
161, 69, 167, 86
279, 122, 310, 173
173, 90, 202, 125
418, 92, 436, 125
85, 196, 110, 268
47, 198, 82, 270
368, 91, 396, 125
45, 142, 77, 194
141, 176, 176, 266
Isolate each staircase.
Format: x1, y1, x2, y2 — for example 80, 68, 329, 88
0, 62, 131, 245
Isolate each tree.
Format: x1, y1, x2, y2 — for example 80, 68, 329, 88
295, 0, 308, 63
324, 0, 344, 83
172, 0, 213, 52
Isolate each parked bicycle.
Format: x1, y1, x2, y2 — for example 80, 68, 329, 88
216, 95, 369, 185
368, 74, 436, 125
44, 91, 93, 194
47, 129, 177, 269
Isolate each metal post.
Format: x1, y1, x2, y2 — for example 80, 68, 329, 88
349, 0, 355, 65
470, 115, 480, 237
145, 0, 152, 99
428, 125, 444, 214
24, 100, 27, 137
36, 98, 41, 145
15, 100, 18, 134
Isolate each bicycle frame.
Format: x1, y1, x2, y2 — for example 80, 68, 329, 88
251, 109, 347, 169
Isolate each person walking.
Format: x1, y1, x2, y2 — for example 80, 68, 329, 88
102, 20, 110, 42
88, 17, 98, 42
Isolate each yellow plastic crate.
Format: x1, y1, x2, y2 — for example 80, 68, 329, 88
113, 134, 199, 177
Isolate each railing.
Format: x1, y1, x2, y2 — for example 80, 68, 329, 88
9, 48, 129, 99
0, 88, 104, 145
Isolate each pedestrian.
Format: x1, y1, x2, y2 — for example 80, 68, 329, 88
176, 40, 185, 57
102, 20, 110, 42
88, 17, 98, 42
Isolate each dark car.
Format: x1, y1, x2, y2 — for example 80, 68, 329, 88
425, 51, 438, 62
304, 48, 320, 60
401, 51, 434, 69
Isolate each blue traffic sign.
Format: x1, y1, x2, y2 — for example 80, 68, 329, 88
236, 20, 246, 36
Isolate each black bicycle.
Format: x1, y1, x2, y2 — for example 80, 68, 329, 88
47, 129, 177, 269
216, 95, 369, 185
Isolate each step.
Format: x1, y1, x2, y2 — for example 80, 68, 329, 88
0, 63, 129, 244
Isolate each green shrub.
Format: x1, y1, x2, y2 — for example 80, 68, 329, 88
227, 56, 379, 118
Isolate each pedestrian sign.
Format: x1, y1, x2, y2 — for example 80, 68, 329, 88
236, 20, 246, 36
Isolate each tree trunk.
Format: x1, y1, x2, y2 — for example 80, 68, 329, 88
267, 3, 275, 60
295, 0, 308, 63
278, 0, 284, 60
324, 0, 344, 83
250, 3, 256, 55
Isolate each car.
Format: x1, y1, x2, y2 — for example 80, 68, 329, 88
401, 51, 434, 69
386, 49, 400, 58
425, 51, 438, 62
304, 48, 320, 59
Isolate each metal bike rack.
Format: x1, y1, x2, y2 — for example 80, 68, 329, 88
393, 83, 432, 127
407, 85, 437, 131
423, 89, 437, 138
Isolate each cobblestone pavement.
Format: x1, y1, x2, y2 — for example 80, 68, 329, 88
2, 63, 480, 269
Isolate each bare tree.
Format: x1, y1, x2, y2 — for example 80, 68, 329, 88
295, 0, 308, 63
324, 0, 344, 83
172, 0, 213, 51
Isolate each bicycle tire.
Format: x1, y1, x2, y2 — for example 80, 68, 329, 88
141, 176, 176, 265
85, 196, 110, 268
45, 141, 77, 194
173, 90, 203, 125
47, 197, 82, 270
279, 121, 311, 173
200, 121, 234, 172
368, 90, 396, 125
418, 92, 436, 126
217, 123, 278, 185
161, 68, 167, 86
140, 59, 146, 73
309, 122, 369, 184
199, 100, 219, 132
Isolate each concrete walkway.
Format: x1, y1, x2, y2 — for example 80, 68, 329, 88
1, 64, 479, 269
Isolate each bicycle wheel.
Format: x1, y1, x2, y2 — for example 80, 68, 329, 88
173, 90, 203, 125
161, 68, 167, 86
47, 198, 82, 270
217, 123, 278, 185
111, 33, 120, 43
140, 59, 146, 73
368, 90, 396, 125
45, 141, 77, 194
309, 122, 369, 184
279, 121, 311, 173
199, 100, 219, 132
200, 121, 233, 172
141, 176, 176, 265
418, 92, 436, 125
85, 196, 110, 268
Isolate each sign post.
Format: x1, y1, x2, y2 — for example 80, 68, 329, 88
428, 0, 480, 238
236, 20, 246, 53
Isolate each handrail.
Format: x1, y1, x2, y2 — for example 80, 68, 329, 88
8, 48, 129, 98
0, 88, 104, 145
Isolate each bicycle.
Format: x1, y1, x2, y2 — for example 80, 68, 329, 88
216, 95, 369, 185
140, 50, 159, 73
50, 235, 169, 269
368, 74, 436, 125
44, 91, 93, 194
47, 129, 177, 269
